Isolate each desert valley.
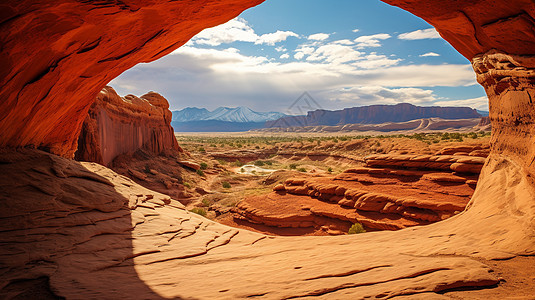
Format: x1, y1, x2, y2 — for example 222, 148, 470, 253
1, 0, 535, 299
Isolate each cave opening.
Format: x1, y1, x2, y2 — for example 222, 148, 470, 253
78, 0, 492, 237
1, 0, 534, 298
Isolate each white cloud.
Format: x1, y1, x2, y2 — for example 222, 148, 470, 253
420, 52, 440, 57
332, 39, 354, 45
352, 29, 360, 33
354, 33, 391, 48
280, 53, 290, 59
398, 28, 441, 40
331, 86, 437, 105
294, 52, 305, 60
306, 44, 363, 64
255, 30, 299, 46
308, 33, 330, 41
192, 17, 298, 46
433, 96, 489, 110
275, 46, 287, 52
194, 18, 258, 46
352, 53, 401, 69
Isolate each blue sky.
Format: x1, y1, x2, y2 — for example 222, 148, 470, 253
110, 0, 488, 113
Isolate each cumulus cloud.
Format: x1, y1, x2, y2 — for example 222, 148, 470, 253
308, 33, 330, 41
354, 33, 391, 48
275, 46, 287, 52
280, 53, 290, 59
420, 52, 440, 57
330, 86, 437, 105
192, 17, 298, 46
111, 44, 480, 111
306, 44, 362, 64
352, 29, 360, 33
332, 39, 354, 45
256, 30, 299, 46
398, 28, 441, 40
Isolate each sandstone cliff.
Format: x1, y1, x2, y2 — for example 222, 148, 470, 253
266, 103, 481, 128
75, 86, 180, 166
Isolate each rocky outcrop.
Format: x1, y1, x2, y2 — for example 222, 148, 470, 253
233, 148, 486, 233
75, 86, 180, 166
266, 103, 481, 128
0, 149, 507, 299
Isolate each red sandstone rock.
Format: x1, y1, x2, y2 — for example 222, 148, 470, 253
75, 86, 180, 166
177, 160, 201, 171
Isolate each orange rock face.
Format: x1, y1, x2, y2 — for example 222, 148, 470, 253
75, 86, 180, 166
0, 0, 263, 157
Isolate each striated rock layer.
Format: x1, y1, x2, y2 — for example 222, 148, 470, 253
232, 149, 487, 234
75, 86, 180, 166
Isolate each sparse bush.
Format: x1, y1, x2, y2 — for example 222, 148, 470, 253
201, 198, 211, 207
289, 163, 298, 170
297, 167, 307, 172
327, 167, 333, 173
200, 162, 208, 170
190, 207, 207, 217
233, 160, 244, 167
183, 182, 191, 188
196, 169, 205, 176
198, 147, 206, 152
240, 168, 245, 173
254, 160, 265, 167
222, 181, 231, 189
265, 161, 273, 166
348, 222, 366, 234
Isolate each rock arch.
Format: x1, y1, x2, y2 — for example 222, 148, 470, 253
0, 0, 534, 298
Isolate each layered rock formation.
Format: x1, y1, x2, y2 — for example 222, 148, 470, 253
75, 86, 180, 166
1, 0, 535, 299
232, 148, 487, 234
266, 103, 481, 128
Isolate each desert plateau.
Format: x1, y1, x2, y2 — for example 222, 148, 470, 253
1, 0, 535, 299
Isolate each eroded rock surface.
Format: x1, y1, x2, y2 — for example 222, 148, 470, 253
75, 86, 180, 166
232, 149, 486, 234
0, 149, 515, 299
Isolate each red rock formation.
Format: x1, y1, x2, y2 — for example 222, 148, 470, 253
75, 86, 180, 166
233, 150, 484, 233
0, 0, 263, 157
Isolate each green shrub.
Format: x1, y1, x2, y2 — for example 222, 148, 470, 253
200, 162, 208, 170
233, 160, 244, 167
198, 147, 206, 152
254, 160, 265, 166
297, 167, 307, 172
240, 168, 245, 173
327, 167, 333, 173
289, 163, 298, 169
201, 199, 211, 207
183, 182, 191, 188
196, 169, 205, 176
348, 223, 366, 234
265, 161, 273, 166
189, 207, 207, 217
222, 181, 231, 189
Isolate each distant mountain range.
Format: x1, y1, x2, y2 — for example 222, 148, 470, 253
171, 107, 286, 132
171, 103, 485, 132
265, 103, 482, 128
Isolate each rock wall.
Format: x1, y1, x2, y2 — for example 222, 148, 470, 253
0, 0, 263, 158
75, 86, 180, 166
267, 103, 481, 128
